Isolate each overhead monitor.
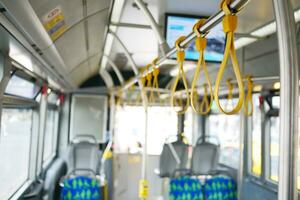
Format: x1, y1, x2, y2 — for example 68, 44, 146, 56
165, 13, 226, 62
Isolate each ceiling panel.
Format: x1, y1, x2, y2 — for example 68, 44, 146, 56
29, 0, 83, 28
87, 11, 108, 56
86, 0, 111, 16
54, 22, 87, 73
28, 0, 112, 86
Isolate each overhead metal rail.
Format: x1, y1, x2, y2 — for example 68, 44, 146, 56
120, 0, 250, 91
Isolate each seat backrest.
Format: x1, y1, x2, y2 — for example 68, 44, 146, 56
191, 142, 220, 175
43, 158, 67, 200
66, 140, 101, 174
204, 176, 237, 200
159, 141, 189, 178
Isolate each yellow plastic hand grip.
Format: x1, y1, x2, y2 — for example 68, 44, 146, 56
171, 36, 190, 115
116, 88, 124, 107
244, 75, 254, 116
214, 0, 244, 115
190, 19, 213, 115
139, 179, 149, 199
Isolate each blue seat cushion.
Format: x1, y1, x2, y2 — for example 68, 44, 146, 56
169, 176, 204, 200
60, 176, 101, 200
204, 176, 237, 200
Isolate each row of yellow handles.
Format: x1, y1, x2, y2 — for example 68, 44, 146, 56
117, 0, 254, 117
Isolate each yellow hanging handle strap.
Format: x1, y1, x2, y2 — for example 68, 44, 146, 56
214, 0, 244, 115
190, 19, 214, 115
171, 36, 190, 115
128, 84, 136, 105
244, 75, 254, 116
136, 68, 147, 105
199, 84, 211, 114
226, 78, 234, 101
149, 58, 160, 104
146, 64, 152, 89
116, 88, 123, 106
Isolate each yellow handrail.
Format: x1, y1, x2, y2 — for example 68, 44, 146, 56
214, 0, 245, 115
171, 36, 190, 115
190, 19, 214, 115
244, 75, 254, 116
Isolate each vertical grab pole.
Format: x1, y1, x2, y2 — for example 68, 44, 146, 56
140, 104, 149, 200
134, 0, 169, 55
273, 0, 299, 199
109, 30, 149, 199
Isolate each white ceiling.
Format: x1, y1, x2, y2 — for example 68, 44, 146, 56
107, 0, 299, 72
14, 0, 300, 88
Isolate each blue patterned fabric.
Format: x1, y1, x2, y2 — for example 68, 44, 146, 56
60, 176, 101, 200
204, 176, 237, 200
169, 176, 204, 200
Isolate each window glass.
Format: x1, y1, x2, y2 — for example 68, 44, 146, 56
183, 108, 194, 144
43, 109, 58, 163
0, 108, 33, 199
251, 94, 262, 176
114, 106, 178, 155
207, 105, 240, 168
207, 99, 240, 168
5, 75, 40, 99
269, 116, 279, 182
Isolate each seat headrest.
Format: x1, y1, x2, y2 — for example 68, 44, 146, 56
159, 141, 189, 178
191, 142, 220, 175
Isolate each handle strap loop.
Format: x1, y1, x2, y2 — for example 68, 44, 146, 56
149, 58, 161, 104
135, 67, 147, 105
214, 0, 244, 115
171, 36, 190, 115
244, 75, 254, 116
190, 19, 213, 115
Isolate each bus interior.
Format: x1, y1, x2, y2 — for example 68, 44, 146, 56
0, 0, 299, 199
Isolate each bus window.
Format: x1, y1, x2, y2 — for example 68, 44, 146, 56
207, 101, 240, 168
114, 106, 178, 155
0, 108, 33, 199
269, 116, 279, 182
5, 74, 40, 99
183, 108, 195, 144
42, 109, 58, 165
250, 94, 262, 176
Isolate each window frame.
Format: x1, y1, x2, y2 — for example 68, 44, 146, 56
41, 104, 60, 169
246, 93, 280, 191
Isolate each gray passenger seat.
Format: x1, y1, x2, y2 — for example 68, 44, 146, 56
159, 140, 189, 178
191, 138, 220, 175
43, 158, 67, 200
66, 135, 101, 175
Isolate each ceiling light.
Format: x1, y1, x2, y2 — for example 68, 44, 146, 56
273, 82, 280, 90
253, 84, 262, 92
111, 0, 125, 23
235, 8, 300, 49
235, 37, 257, 49
251, 22, 276, 37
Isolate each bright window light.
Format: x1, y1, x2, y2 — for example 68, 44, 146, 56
235, 37, 257, 49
